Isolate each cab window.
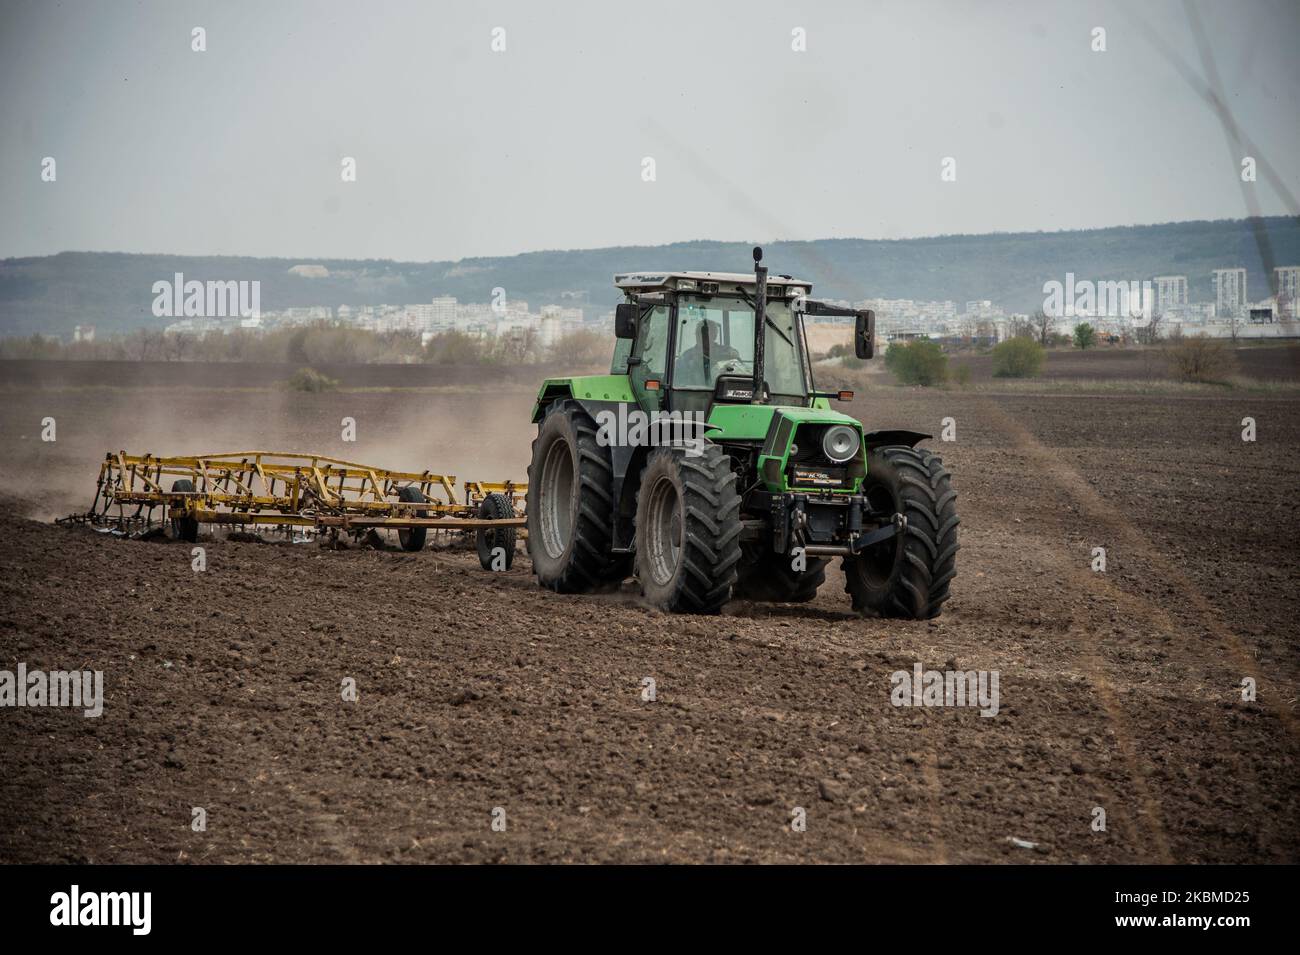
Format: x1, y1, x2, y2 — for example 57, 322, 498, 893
611, 337, 631, 374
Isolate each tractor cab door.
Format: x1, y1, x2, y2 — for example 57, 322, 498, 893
670, 297, 760, 415
627, 303, 669, 414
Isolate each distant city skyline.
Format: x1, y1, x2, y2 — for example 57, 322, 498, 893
145, 258, 1299, 352
2, 0, 1298, 262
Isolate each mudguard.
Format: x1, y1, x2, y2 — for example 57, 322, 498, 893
863, 429, 931, 450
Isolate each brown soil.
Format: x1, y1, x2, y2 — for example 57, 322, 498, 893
0, 366, 1297, 863
950, 342, 1300, 383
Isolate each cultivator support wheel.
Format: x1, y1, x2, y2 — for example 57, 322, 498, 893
396, 485, 430, 552
169, 479, 199, 543
476, 491, 517, 570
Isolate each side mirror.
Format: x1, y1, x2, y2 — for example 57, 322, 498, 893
854, 309, 875, 359
615, 302, 638, 339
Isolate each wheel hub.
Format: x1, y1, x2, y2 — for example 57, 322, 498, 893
646, 476, 682, 585
539, 438, 575, 559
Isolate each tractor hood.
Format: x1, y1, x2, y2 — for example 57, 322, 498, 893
705, 402, 860, 442
709, 404, 868, 494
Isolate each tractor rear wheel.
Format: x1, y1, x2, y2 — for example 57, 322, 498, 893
170, 479, 199, 543
476, 492, 517, 570
396, 485, 429, 552
734, 547, 828, 603
842, 445, 958, 619
634, 445, 742, 614
526, 400, 619, 592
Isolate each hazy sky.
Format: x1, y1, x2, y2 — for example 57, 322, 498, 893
2, 0, 1297, 262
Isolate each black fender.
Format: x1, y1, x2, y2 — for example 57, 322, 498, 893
863, 429, 931, 451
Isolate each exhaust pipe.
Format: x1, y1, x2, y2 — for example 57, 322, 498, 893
752, 246, 766, 405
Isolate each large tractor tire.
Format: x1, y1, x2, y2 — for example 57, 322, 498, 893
526, 400, 621, 592
843, 445, 958, 619
634, 445, 742, 614
734, 547, 828, 603
476, 491, 517, 570
396, 485, 429, 552
170, 479, 199, 543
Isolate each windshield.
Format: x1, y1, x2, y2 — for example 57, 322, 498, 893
672, 295, 807, 396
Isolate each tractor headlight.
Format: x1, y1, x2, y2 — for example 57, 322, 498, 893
822, 425, 861, 463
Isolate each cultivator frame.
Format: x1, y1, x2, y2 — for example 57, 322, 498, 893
57, 450, 526, 544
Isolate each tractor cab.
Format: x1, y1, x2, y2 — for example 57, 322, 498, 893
610, 252, 874, 417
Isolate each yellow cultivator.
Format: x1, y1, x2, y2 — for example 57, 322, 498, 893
58, 450, 526, 567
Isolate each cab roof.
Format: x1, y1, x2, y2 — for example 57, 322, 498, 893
613, 270, 813, 295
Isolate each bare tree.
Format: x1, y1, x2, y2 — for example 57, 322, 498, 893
127, 329, 167, 361
161, 330, 194, 361
1033, 310, 1053, 346
1007, 315, 1036, 339
1135, 309, 1164, 345
1147, 309, 1164, 344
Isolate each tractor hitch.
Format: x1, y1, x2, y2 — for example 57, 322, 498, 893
749, 489, 905, 557
850, 512, 907, 553
800, 513, 905, 557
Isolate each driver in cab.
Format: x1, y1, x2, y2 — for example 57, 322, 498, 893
675, 318, 741, 388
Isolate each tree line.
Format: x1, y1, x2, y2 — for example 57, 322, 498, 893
0, 322, 614, 367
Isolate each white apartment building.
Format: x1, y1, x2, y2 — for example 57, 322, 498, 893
1152, 275, 1188, 312
1212, 268, 1247, 319
1275, 266, 1300, 317
430, 295, 458, 327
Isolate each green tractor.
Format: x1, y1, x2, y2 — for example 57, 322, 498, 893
525, 248, 958, 619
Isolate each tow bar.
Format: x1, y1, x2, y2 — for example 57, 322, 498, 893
800, 513, 907, 558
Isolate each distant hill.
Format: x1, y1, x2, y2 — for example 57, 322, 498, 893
2, 216, 1298, 339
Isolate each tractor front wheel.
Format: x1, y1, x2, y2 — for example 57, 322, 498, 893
842, 445, 959, 619
634, 445, 741, 614
526, 400, 619, 592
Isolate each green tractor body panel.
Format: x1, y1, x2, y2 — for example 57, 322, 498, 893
741, 406, 867, 494
707, 402, 857, 438
699, 402, 774, 440
531, 374, 866, 495
530, 375, 636, 422
705, 403, 866, 492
